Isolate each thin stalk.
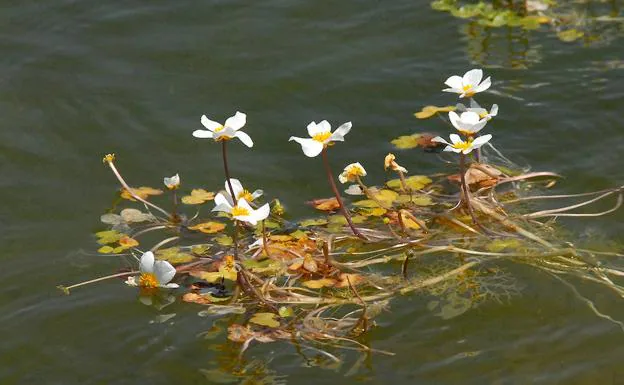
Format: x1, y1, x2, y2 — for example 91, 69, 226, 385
261, 220, 270, 256
221, 141, 237, 205
59, 271, 138, 294
321, 148, 365, 239
106, 162, 171, 218
397, 170, 409, 193
459, 153, 478, 224
355, 176, 389, 209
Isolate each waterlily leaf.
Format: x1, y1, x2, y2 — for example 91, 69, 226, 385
558, 29, 584, 43
241, 259, 283, 274
215, 235, 233, 246
391, 134, 421, 150
155, 247, 195, 264
303, 255, 318, 273
289, 230, 309, 240
414, 105, 455, 119
302, 278, 337, 289
227, 324, 254, 342
359, 207, 387, 217
335, 273, 364, 288
100, 213, 121, 225
486, 238, 523, 252
307, 197, 340, 212
188, 221, 226, 234
249, 312, 280, 328
269, 235, 293, 242
198, 305, 246, 317
120, 208, 153, 223
520, 15, 542, 30
97, 245, 115, 254
181, 189, 215, 205
299, 218, 328, 227
95, 230, 125, 245
191, 244, 211, 255
328, 215, 366, 225
183, 292, 219, 305
119, 236, 139, 248
278, 306, 294, 318
388, 175, 432, 191
396, 194, 434, 206
353, 199, 380, 208
371, 189, 398, 205
120, 186, 163, 201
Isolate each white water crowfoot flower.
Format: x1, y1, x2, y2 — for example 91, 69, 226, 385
125, 251, 179, 289
213, 196, 270, 226
456, 99, 499, 121
163, 173, 180, 190
217, 178, 263, 206
339, 162, 367, 184
432, 134, 492, 154
443, 69, 491, 98
289, 120, 352, 157
449, 111, 489, 136
384, 153, 408, 173
192, 111, 253, 148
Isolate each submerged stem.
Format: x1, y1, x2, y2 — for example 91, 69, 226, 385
221, 141, 237, 206
459, 153, 478, 224
322, 148, 366, 239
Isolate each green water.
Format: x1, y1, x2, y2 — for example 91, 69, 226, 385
2, 1, 624, 383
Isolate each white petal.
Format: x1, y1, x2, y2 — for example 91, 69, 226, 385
214, 192, 233, 208
201, 115, 223, 131
472, 134, 492, 148
489, 104, 499, 117
237, 198, 254, 211
251, 189, 264, 199
289, 137, 324, 157
474, 77, 491, 93
125, 276, 138, 286
444, 75, 463, 89
344, 184, 363, 195
330, 121, 352, 142
154, 260, 176, 285
253, 203, 270, 222
338, 172, 348, 184
140, 251, 155, 274
212, 203, 232, 213
163, 283, 180, 289
461, 111, 481, 125
226, 179, 244, 199
449, 134, 463, 145
317, 120, 331, 133
192, 130, 214, 139
214, 126, 236, 140
444, 145, 460, 153
431, 136, 450, 146
224, 111, 246, 131
442, 88, 461, 94
307, 121, 323, 137
463, 69, 483, 87
234, 130, 254, 148
448, 111, 462, 130
470, 119, 488, 133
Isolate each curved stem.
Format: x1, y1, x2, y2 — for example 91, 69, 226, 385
459, 153, 478, 224
322, 148, 365, 239
221, 141, 237, 205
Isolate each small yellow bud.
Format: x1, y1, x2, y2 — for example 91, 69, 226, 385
102, 153, 116, 164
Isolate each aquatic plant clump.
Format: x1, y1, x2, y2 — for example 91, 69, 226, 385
61, 69, 624, 363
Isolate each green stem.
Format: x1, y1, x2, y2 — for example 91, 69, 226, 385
322, 148, 366, 239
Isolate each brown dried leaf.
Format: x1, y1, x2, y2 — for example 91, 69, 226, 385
120, 186, 163, 201
188, 221, 226, 234
335, 273, 365, 288
306, 197, 340, 212
302, 278, 337, 289
181, 189, 215, 205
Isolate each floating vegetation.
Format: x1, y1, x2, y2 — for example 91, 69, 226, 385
431, 0, 623, 68
60, 69, 624, 368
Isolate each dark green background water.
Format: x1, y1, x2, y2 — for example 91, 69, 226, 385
2, 1, 624, 383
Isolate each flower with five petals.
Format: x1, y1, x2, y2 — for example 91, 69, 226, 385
289, 120, 352, 157
443, 69, 491, 98
192, 111, 253, 147
432, 133, 492, 155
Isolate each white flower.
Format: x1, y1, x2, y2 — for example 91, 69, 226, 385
384, 153, 408, 173
338, 162, 367, 184
213, 196, 270, 225
432, 133, 492, 154
448, 110, 489, 135
289, 120, 352, 157
192, 111, 253, 148
443, 69, 491, 98
344, 184, 364, 196
456, 99, 498, 121
126, 251, 179, 289
219, 179, 263, 205
163, 173, 180, 190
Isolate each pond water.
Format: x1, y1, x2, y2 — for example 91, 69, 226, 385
2, 0, 624, 384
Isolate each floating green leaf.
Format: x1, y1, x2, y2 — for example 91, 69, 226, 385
249, 312, 280, 328
387, 175, 432, 190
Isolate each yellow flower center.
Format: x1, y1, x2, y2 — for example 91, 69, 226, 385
312, 131, 332, 143
214, 125, 224, 133
102, 153, 116, 164
462, 84, 475, 97
223, 255, 235, 270
237, 190, 254, 202
139, 273, 159, 289
452, 139, 473, 151
346, 166, 365, 179
231, 205, 250, 217
478, 111, 488, 119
